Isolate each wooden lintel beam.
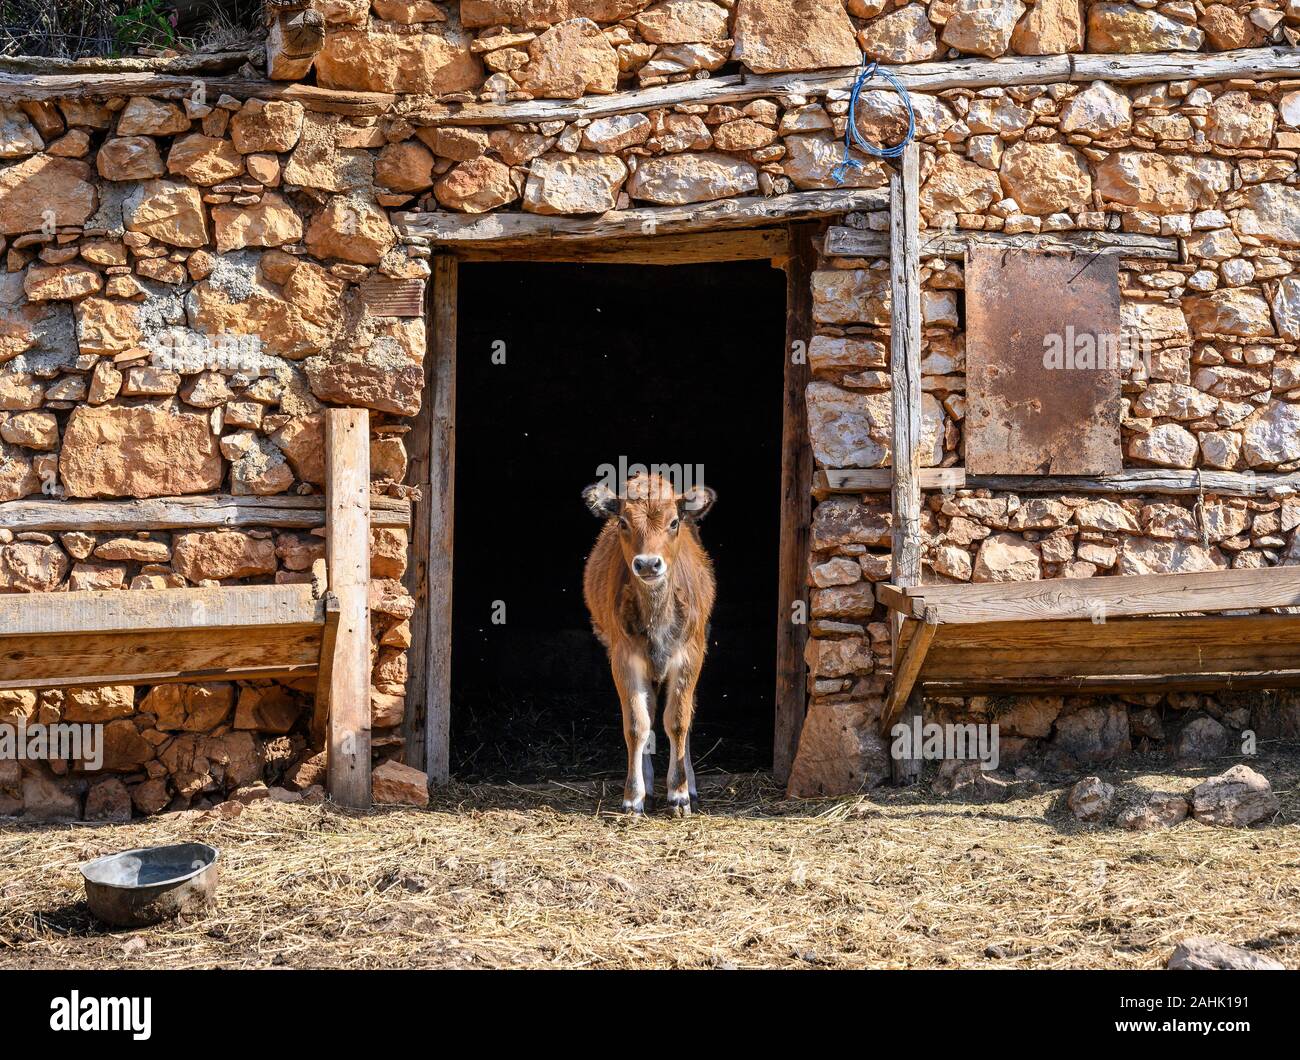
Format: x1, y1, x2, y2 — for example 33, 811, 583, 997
396, 189, 888, 245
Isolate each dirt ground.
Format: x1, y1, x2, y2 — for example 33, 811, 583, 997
2, 747, 1298, 970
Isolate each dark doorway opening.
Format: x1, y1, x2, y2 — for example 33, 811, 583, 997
450, 260, 786, 782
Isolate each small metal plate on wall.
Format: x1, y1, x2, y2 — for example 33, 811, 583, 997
965, 246, 1124, 475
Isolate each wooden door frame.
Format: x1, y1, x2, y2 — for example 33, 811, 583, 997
403, 224, 817, 785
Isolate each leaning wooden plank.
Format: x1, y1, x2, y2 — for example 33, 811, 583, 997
882, 611, 939, 733
325, 408, 373, 809
0, 624, 323, 690
0, 583, 323, 638
394, 189, 889, 244
824, 227, 1179, 261
815, 468, 967, 493
452, 228, 788, 265
886, 566, 1300, 625
0, 494, 410, 533
311, 593, 342, 748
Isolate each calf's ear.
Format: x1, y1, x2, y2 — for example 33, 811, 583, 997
681, 485, 717, 521
582, 483, 620, 519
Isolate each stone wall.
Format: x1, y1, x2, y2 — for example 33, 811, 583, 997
787, 75, 1300, 795
5, 3, 1300, 816
0, 93, 420, 819
308, 0, 1293, 99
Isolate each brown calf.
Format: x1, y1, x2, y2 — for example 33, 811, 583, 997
582, 472, 717, 815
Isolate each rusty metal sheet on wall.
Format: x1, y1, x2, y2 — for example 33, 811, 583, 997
965, 246, 1123, 475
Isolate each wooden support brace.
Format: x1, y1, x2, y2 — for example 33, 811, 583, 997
881, 609, 939, 735
325, 408, 372, 808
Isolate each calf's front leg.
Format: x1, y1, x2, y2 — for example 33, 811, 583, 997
612, 644, 654, 814
664, 650, 702, 817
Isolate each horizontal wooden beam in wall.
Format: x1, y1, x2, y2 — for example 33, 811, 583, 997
0, 493, 411, 533
1, 47, 1295, 120
0, 72, 394, 115
816, 467, 1300, 497
395, 188, 888, 245
0, 583, 324, 638
815, 468, 967, 493
824, 226, 1180, 260
451, 227, 788, 264
421, 47, 1300, 128
881, 566, 1300, 624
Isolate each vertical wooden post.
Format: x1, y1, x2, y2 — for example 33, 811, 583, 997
404, 254, 457, 785
888, 142, 925, 786
326, 407, 372, 808
774, 222, 816, 783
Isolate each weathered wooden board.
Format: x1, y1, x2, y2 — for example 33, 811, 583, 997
0, 494, 410, 533
774, 223, 816, 783
965, 246, 1123, 475
453, 228, 787, 265
816, 467, 1300, 497
918, 613, 1300, 693
879, 566, 1300, 625
395, 189, 888, 245
0, 583, 323, 637
325, 408, 373, 808
0, 624, 323, 691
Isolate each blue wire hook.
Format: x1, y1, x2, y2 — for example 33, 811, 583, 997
833, 59, 916, 184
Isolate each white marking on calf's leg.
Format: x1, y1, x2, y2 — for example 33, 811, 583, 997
614, 647, 654, 814
663, 651, 699, 817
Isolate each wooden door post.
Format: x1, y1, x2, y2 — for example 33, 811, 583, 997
326, 407, 372, 807
888, 142, 925, 786
774, 222, 816, 783
404, 254, 457, 784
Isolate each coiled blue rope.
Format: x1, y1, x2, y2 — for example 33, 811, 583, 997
833, 59, 915, 184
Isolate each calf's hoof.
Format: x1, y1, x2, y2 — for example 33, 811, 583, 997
621, 800, 646, 815
667, 795, 692, 818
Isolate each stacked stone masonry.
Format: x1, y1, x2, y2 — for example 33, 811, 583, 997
5, 0, 1300, 815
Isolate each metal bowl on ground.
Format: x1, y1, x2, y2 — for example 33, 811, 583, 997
80, 843, 220, 928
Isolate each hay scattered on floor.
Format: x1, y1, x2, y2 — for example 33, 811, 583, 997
2, 751, 1299, 969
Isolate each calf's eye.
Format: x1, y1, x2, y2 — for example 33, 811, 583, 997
669, 519, 680, 531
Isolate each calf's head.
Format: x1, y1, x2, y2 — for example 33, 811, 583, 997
583, 472, 716, 585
